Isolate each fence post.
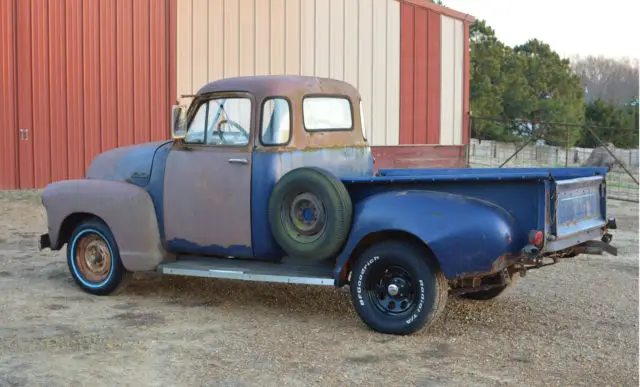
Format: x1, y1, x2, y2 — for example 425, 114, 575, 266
565, 125, 569, 167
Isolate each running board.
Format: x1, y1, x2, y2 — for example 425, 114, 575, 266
158, 257, 335, 286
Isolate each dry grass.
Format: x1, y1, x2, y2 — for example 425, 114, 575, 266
0, 190, 638, 386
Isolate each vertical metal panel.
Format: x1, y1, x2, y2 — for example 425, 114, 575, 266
462, 23, 470, 145
223, 0, 239, 78
150, 0, 169, 141
65, 0, 85, 179
48, 0, 69, 182
100, 0, 118, 150
371, 0, 387, 145
329, 0, 344, 80
439, 14, 464, 145
426, 10, 441, 144
314, 0, 330, 77
176, 0, 192, 95
270, 0, 286, 74
239, 0, 255, 76
254, 0, 270, 75
208, 0, 224, 80
116, 0, 134, 146
83, 0, 101, 168
343, 0, 358, 89
16, 0, 34, 189
439, 15, 454, 145
412, 7, 427, 144
31, 0, 52, 187
299, 0, 314, 75
284, 0, 300, 74
191, 0, 207, 88
452, 19, 464, 145
399, 1, 441, 145
399, 3, 415, 144
385, 0, 401, 146
133, 0, 151, 144
0, 0, 18, 189
357, 0, 372, 141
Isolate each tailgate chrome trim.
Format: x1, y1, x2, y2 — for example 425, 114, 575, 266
555, 175, 604, 186
545, 226, 604, 252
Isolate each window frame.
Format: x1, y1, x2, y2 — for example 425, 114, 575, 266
181, 91, 255, 149
259, 96, 293, 147
301, 94, 354, 133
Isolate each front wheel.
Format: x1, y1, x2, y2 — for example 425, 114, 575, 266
66, 219, 128, 295
349, 241, 448, 335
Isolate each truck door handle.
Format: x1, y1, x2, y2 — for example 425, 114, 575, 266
228, 158, 248, 165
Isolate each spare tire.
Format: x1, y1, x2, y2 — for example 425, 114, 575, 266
268, 167, 353, 261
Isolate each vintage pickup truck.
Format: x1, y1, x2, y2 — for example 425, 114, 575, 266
39, 75, 618, 335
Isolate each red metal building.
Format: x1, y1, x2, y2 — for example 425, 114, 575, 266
0, 0, 473, 190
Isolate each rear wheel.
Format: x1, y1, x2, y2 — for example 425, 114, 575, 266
349, 241, 448, 335
66, 219, 128, 295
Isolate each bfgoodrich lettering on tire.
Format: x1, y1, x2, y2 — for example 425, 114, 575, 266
349, 240, 448, 335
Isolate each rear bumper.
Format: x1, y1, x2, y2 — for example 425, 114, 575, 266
39, 233, 51, 251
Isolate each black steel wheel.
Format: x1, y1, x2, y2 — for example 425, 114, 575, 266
350, 240, 448, 335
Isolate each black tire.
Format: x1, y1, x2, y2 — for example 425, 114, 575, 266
268, 167, 352, 261
66, 218, 128, 296
349, 240, 448, 335
459, 273, 520, 301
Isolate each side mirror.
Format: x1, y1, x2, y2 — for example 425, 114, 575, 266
171, 105, 187, 140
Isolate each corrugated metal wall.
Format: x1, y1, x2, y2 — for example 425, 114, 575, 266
176, 0, 402, 146
0, 0, 18, 189
398, 0, 468, 146
0, 0, 176, 190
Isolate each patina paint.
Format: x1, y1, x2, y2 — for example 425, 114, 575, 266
332, 189, 523, 281
251, 147, 374, 260
162, 144, 253, 258
41, 179, 173, 271
85, 140, 173, 186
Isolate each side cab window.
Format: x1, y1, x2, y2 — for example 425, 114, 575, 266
260, 97, 291, 145
184, 97, 252, 146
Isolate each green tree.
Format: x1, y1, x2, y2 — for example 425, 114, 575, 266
469, 20, 509, 139
510, 39, 586, 146
580, 98, 639, 148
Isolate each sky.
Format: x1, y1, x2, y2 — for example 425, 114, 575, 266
443, 0, 640, 60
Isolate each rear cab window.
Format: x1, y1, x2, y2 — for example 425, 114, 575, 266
302, 96, 353, 131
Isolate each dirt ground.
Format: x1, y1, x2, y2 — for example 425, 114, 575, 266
0, 190, 638, 387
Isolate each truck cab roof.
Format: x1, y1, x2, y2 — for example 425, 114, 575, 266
189, 75, 368, 151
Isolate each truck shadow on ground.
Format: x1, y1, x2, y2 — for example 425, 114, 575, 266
38, 265, 563, 337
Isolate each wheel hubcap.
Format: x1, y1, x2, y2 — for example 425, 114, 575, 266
366, 265, 416, 315
282, 192, 327, 242
75, 233, 112, 283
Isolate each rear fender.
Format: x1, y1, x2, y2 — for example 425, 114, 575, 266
41, 179, 173, 271
334, 190, 524, 281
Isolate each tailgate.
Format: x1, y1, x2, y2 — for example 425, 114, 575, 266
552, 175, 606, 243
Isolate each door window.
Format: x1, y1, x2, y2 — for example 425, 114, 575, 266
184, 97, 252, 146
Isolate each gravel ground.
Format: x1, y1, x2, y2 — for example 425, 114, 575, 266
0, 190, 637, 386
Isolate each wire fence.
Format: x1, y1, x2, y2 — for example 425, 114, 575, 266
467, 116, 639, 202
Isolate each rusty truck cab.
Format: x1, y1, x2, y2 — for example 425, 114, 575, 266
167, 75, 374, 260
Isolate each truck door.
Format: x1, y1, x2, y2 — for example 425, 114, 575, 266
163, 94, 254, 258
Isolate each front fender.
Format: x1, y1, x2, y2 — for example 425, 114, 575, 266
335, 190, 524, 280
41, 179, 173, 271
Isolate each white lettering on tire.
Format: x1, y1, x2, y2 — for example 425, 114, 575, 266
405, 279, 426, 325
356, 255, 379, 306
